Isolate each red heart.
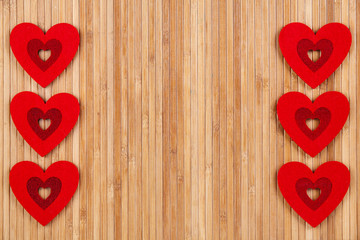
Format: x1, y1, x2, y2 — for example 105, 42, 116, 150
295, 177, 332, 211
279, 23, 351, 88
10, 23, 79, 88
278, 161, 350, 227
277, 92, 349, 157
10, 92, 80, 157
27, 177, 62, 210
10, 161, 79, 226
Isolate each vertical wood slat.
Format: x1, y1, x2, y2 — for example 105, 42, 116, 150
0, 0, 359, 239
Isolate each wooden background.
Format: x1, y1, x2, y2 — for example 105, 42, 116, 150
0, 0, 359, 239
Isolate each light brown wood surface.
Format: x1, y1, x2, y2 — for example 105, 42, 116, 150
0, 0, 359, 239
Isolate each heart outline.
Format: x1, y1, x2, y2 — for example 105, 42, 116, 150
27, 108, 62, 141
26, 177, 62, 210
27, 39, 62, 72
295, 177, 332, 211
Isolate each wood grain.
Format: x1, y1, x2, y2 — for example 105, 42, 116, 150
1, 0, 360, 239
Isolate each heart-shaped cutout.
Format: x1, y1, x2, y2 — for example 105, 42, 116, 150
278, 161, 350, 227
305, 118, 320, 131
38, 118, 52, 130
10, 23, 79, 88
38, 49, 52, 62
39, 187, 51, 200
10, 161, 79, 226
279, 23, 351, 88
277, 91, 349, 157
10, 92, 80, 156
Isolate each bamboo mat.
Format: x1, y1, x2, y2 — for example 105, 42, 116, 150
0, 0, 359, 239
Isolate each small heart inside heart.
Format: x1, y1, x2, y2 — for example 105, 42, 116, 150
307, 188, 321, 201
296, 177, 332, 211
306, 118, 320, 131
307, 50, 321, 63
38, 49, 51, 62
27, 108, 62, 140
27, 177, 62, 210
38, 119, 51, 131
295, 107, 331, 140
27, 39, 62, 72
39, 187, 51, 200
297, 39, 333, 72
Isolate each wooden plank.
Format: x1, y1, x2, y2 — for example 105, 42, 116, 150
176, 0, 185, 238
261, 0, 270, 239
254, 0, 263, 239
268, 0, 277, 239
226, 0, 234, 239
357, 0, 360, 239
169, 0, 178, 239
175, 1, 185, 239
155, 0, 164, 238
141, 0, 150, 239
92, 0, 101, 238
0, 0, 5, 239
99, 0, 108, 239
10, 0, 18, 238
219, 0, 227, 239
348, 1, 357, 240
120, 0, 129, 239
134, 0, 143, 238
197, 0, 206, 236
212, 0, 220, 238
240, 0, 248, 239
148, 0, 156, 238
233, 0, 241, 239
162, 0, 170, 238
114, 0, 122, 238
71, 0, 80, 239
276, 1, 285, 239
183, 0, 192, 238
3, 1, 10, 239
128, 0, 136, 238
190, 0, 199, 237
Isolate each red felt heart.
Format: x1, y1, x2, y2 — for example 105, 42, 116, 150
10, 23, 79, 88
279, 23, 351, 88
277, 91, 349, 157
10, 161, 79, 226
10, 92, 80, 157
278, 161, 350, 227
